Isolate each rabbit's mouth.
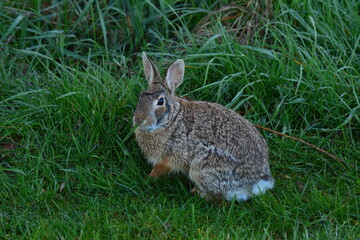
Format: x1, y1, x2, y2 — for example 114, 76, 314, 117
139, 124, 160, 132
136, 120, 160, 132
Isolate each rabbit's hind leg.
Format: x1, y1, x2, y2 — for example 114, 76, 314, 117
189, 159, 235, 201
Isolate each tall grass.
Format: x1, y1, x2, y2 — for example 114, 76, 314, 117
1, 0, 359, 239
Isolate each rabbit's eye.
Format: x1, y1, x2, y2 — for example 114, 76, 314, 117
157, 97, 164, 106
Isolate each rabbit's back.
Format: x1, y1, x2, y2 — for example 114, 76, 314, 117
170, 99, 269, 170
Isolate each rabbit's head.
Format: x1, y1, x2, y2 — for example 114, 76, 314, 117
133, 53, 185, 132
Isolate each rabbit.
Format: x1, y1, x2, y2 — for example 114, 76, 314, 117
133, 52, 274, 201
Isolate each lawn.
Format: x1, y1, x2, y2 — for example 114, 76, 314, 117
0, 0, 359, 239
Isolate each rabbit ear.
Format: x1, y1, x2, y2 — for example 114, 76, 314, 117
165, 59, 185, 94
142, 52, 161, 86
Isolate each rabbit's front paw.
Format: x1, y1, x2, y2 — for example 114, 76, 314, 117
149, 156, 171, 178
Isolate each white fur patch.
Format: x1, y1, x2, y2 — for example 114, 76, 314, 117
225, 188, 249, 201
251, 179, 275, 195
225, 179, 274, 202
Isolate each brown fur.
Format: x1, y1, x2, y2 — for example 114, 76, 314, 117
133, 53, 274, 201
148, 155, 171, 178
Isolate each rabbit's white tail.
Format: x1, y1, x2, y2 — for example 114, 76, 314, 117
251, 179, 275, 195
225, 188, 250, 201
225, 179, 274, 202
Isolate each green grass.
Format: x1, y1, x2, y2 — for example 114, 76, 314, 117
1, 0, 359, 239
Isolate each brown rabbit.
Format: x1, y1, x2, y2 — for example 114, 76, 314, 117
133, 52, 274, 201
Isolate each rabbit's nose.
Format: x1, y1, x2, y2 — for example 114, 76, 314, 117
133, 114, 143, 126
133, 111, 147, 126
